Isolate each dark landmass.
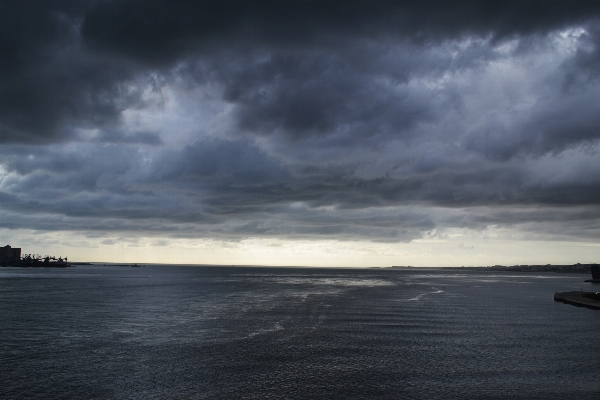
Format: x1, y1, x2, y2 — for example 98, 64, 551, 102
1, 245, 73, 268
1, 258, 73, 268
479, 264, 595, 274
554, 291, 600, 310
392, 264, 597, 274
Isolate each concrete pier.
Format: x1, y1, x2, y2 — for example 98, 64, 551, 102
554, 291, 600, 310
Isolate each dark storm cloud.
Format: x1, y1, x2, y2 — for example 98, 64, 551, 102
225, 51, 438, 142
0, 1, 158, 143
462, 70, 600, 159
80, 0, 600, 145
3, 0, 600, 143
3, 0, 600, 243
80, 1, 600, 64
91, 130, 163, 145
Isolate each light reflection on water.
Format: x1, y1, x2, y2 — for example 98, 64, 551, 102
1, 265, 599, 399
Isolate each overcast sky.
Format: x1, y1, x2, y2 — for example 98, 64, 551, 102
2, 0, 600, 266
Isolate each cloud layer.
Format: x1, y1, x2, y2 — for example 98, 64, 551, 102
2, 0, 600, 248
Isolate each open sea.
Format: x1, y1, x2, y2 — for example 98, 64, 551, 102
1, 265, 599, 399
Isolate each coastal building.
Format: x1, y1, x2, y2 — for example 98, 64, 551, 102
1, 245, 21, 264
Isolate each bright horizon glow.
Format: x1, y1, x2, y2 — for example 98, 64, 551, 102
3, 228, 599, 267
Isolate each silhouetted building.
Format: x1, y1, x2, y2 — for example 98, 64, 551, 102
1, 245, 21, 264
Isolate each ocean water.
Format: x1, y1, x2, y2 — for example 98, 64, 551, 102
1, 265, 599, 399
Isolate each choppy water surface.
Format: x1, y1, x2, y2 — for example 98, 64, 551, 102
1, 266, 599, 399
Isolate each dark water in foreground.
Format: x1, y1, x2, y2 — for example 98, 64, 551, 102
1, 265, 599, 399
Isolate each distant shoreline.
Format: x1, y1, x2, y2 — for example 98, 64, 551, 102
391, 264, 597, 274
27, 262, 597, 273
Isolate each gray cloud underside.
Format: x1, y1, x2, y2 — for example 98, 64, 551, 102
2, 1, 600, 242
